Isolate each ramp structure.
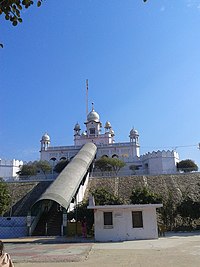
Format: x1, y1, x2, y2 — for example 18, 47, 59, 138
32, 142, 97, 210
30, 143, 97, 236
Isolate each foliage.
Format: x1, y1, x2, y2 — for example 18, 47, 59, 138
67, 201, 94, 233
0, 1, 148, 27
91, 187, 123, 205
17, 160, 51, 177
108, 158, 126, 175
177, 159, 198, 173
94, 157, 112, 173
177, 197, 200, 226
0, 181, 11, 216
17, 164, 37, 176
0, 0, 43, 26
53, 159, 69, 173
129, 164, 140, 174
67, 187, 125, 234
35, 160, 51, 175
159, 191, 178, 231
130, 186, 162, 204
95, 157, 125, 175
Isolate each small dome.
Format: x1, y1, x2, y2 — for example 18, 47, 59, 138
110, 129, 115, 136
87, 108, 100, 122
82, 131, 87, 136
41, 133, 50, 142
74, 122, 80, 131
105, 121, 112, 129
129, 128, 139, 136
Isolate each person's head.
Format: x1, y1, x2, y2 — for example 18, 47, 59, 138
0, 240, 4, 254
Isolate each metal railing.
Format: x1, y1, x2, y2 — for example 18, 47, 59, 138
4, 173, 58, 182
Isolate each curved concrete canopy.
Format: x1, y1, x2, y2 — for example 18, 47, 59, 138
32, 142, 97, 210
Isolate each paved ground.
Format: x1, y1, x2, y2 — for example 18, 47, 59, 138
2, 232, 200, 267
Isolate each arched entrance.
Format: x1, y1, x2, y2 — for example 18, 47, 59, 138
31, 199, 65, 236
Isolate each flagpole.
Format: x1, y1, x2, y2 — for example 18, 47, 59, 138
86, 79, 88, 117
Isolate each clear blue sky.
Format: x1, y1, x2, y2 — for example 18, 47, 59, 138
1, 0, 200, 166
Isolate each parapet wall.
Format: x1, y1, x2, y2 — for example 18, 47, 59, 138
140, 150, 179, 161
0, 159, 23, 167
0, 159, 23, 178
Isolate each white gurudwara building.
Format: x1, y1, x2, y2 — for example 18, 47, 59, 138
0, 159, 23, 180
40, 105, 179, 175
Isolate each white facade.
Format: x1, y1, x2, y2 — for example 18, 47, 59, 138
0, 159, 23, 180
141, 150, 180, 175
40, 105, 179, 175
87, 203, 163, 242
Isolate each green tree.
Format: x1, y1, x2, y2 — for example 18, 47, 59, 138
130, 187, 162, 204
0, 1, 148, 26
17, 164, 37, 176
17, 160, 51, 177
159, 191, 178, 231
35, 160, 51, 176
108, 158, 126, 175
129, 164, 140, 174
91, 187, 123, 205
54, 159, 69, 174
0, 181, 11, 215
68, 187, 124, 234
0, 0, 43, 26
67, 200, 94, 234
94, 157, 112, 174
177, 197, 200, 228
177, 159, 198, 173
95, 157, 125, 176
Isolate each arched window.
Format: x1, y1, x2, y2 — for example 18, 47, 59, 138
50, 157, 57, 167
112, 154, 118, 158
60, 157, 66, 161
90, 128, 95, 135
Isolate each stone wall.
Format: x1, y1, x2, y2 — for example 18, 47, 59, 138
4, 173, 200, 217
87, 172, 200, 204
5, 181, 52, 216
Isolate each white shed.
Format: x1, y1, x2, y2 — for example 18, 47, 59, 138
87, 203, 163, 242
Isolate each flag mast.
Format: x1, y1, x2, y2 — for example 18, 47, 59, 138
86, 79, 88, 118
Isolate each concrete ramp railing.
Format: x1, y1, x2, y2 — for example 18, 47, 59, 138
31, 142, 97, 211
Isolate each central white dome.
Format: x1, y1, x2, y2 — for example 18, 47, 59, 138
87, 108, 100, 122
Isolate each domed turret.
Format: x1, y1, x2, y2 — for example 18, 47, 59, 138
74, 122, 81, 131
85, 103, 102, 138
40, 133, 50, 151
129, 128, 138, 137
74, 122, 81, 136
87, 108, 100, 123
41, 133, 50, 142
105, 121, 112, 130
129, 127, 139, 151
82, 131, 87, 136
110, 129, 115, 137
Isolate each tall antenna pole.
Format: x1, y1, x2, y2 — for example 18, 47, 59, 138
86, 79, 88, 117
